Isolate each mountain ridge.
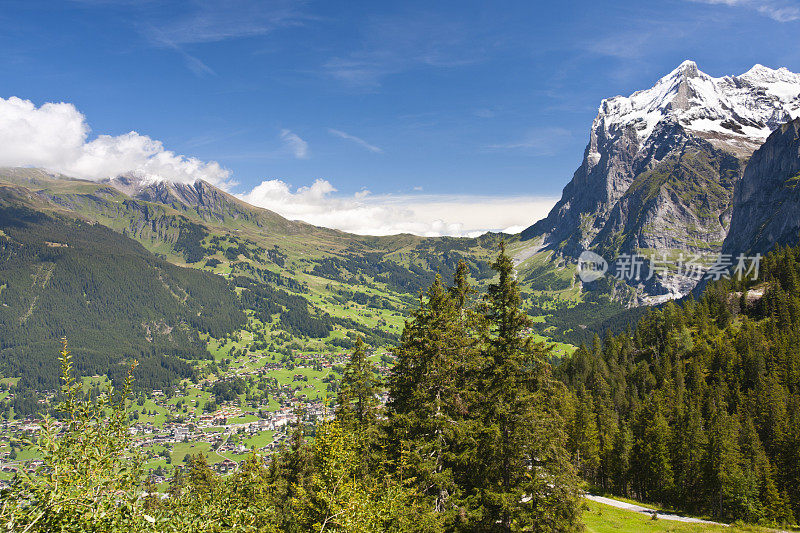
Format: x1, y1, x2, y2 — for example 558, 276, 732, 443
0, 167, 509, 354
595, 60, 800, 156
102, 174, 331, 236
522, 61, 800, 298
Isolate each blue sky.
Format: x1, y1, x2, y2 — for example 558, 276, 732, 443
1, 0, 799, 235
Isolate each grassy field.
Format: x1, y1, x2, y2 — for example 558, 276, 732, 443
170, 441, 226, 465
530, 332, 577, 357
244, 430, 275, 450
582, 499, 778, 533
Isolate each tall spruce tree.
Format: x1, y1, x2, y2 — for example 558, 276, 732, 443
568, 394, 601, 483
467, 242, 581, 532
609, 423, 633, 495
387, 266, 479, 524
336, 336, 380, 426
672, 403, 708, 513
705, 405, 746, 519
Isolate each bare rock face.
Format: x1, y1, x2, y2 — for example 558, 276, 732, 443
596, 123, 741, 251
723, 117, 800, 256
523, 61, 800, 297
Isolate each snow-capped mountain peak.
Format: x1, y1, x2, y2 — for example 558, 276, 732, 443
595, 61, 800, 156
670, 59, 701, 77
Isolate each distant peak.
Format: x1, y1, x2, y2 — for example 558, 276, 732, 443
669, 60, 700, 78
650, 60, 706, 89
594, 60, 800, 154
746, 63, 771, 73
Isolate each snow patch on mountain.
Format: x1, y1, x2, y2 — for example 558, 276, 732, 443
593, 60, 800, 157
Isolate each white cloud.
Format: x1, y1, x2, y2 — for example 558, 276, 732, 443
328, 129, 383, 153
139, 0, 304, 73
323, 14, 481, 89
0, 96, 231, 186
757, 4, 800, 20
688, 0, 800, 21
692, 0, 745, 4
239, 178, 556, 237
0, 94, 554, 238
158, 39, 217, 77
139, 0, 306, 45
280, 129, 309, 159
486, 127, 573, 155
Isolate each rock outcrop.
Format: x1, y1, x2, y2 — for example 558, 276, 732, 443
723, 117, 800, 255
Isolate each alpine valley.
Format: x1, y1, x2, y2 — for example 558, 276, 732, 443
3, 60, 800, 532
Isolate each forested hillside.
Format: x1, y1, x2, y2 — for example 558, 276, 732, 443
0, 195, 245, 392
0, 247, 583, 533
559, 243, 800, 524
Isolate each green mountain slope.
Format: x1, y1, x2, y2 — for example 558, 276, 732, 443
0, 187, 246, 392
0, 169, 535, 393
0, 169, 506, 341
559, 242, 800, 523
0, 167, 651, 397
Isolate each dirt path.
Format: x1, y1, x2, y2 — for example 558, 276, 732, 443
585, 494, 728, 526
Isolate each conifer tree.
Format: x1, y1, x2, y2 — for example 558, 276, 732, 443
631, 400, 674, 503
568, 394, 601, 482
609, 423, 633, 495
387, 267, 479, 523
187, 453, 218, 496
336, 336, 380, 426
705, 405, 746, 518
468, 242, 581, 532
672, 403, 708, 513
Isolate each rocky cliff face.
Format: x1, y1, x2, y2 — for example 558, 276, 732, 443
595, 124, 738, 249
523, 61, 800, 296
723, 117, 800, 256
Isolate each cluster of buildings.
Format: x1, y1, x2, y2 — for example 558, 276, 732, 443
0, 344, 393, 483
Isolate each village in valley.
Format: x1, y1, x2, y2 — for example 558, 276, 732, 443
0, 323, 395, 489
